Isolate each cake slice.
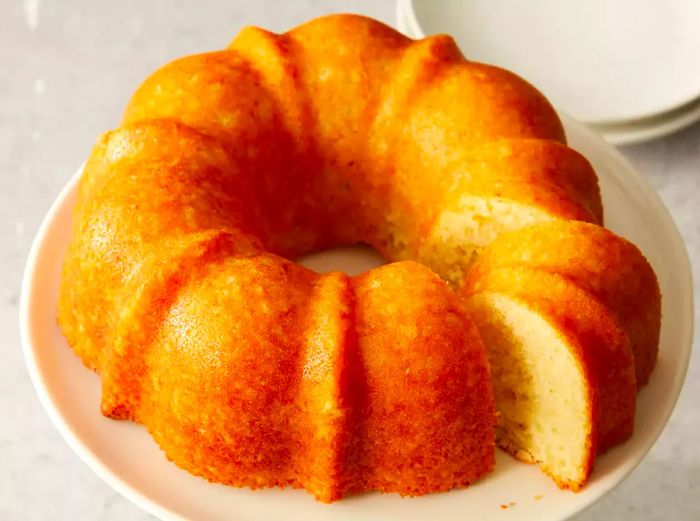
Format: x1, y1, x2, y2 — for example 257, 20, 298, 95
465, 220, 661, 386
462, 267, 636, 490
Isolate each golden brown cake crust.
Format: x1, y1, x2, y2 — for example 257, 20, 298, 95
57, 14, 654, 501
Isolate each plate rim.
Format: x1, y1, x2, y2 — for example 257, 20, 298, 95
20, 115, 694, 521
595, 97, 700, 146
19, 166, 192, 521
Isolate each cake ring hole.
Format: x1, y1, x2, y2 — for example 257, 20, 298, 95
297, 245, 386, 276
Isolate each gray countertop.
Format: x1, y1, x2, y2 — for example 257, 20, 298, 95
2, 1, 698, 519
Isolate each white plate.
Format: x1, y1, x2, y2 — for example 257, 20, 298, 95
594, 96, 700, 146
399, 0, 700, 125
21, 116, 693, 521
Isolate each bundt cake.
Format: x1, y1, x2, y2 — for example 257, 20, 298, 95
57, 14, 660, 501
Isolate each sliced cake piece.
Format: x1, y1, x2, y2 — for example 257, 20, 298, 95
462, 267, 636, 490
466, 221, 661, 386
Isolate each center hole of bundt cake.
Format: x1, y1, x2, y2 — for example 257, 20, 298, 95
297, 245, 386, 276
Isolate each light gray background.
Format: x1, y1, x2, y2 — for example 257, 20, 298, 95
2, 1, 698, 519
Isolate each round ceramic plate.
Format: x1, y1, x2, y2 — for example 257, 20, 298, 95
592, 96, 700, 146
21, 116, 693, 521
399, 0, 700, 125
